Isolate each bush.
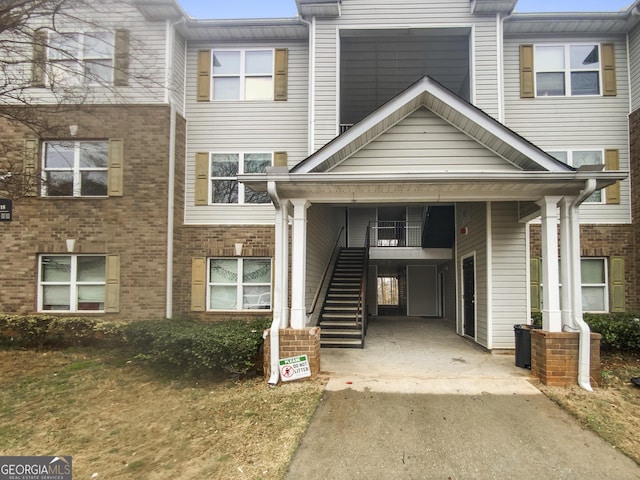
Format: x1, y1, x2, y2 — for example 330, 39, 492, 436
124, 318, 271, 377
585, 313, 640, 352
0, 314, 125, 348
529, 311, 640, 352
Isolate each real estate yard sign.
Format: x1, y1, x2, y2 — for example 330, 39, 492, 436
279, 355, 311, 382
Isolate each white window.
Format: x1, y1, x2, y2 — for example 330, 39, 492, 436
539, 257, 608, 313
581, 258, 608, 312
42, 141, 109, 197
212, 49, 273, 100
208, 258, 272, 311
548, 150, 604, 203
535, 44, 600, 96
38, 255, 106, 312
48, 31, 115, 86
209, 153, 271, 204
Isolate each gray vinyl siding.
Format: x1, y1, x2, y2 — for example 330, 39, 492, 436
456, 202, 488, 347
306, 205, 345, 317
14, 4, 168, 105
348, 207, 376, 247
331, 108, 520, 173
171, 31, 186, 115
312, 0, 499, 151
491, 202, 528, 349
184, 40, 309, 225
503, 35, 631, 224
630, 24, 640, 113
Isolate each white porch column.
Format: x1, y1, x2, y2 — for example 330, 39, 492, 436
537, 196, 562, 332
559, 198, 573, 330
272, 203, 290, 329
568, 200, 583, 332
290, 199, 310, 328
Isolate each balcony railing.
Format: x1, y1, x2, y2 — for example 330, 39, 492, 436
368, 221, 422, 247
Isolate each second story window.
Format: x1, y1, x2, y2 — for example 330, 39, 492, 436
210, 153, 271, 204
535, 44, 600, 96
212, 49, 273, 100
548, 150, 604, 203
48, 32, 115, 86
43, 141, 109, 197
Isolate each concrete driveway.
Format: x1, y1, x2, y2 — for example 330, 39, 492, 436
285, 317, 640, 479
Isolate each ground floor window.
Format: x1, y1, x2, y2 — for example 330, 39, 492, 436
536, 257, 608, 312
38, 255, 106, 311
208, 258, 271, 310
377, 275, 399, 306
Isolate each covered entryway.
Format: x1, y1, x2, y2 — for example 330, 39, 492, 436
242, 76, 625, 386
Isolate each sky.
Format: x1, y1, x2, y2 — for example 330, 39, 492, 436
178, 0, 634, 19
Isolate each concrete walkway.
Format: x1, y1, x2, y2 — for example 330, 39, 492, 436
286, 317, 640, 479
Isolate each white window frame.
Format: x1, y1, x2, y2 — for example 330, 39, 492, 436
211, 48, 274, 101
207, 257, 272, 311
209, 152, 273, 205
41, 140, 109, 197
47, 31, 115, 86
38, 254, 106, 312
547, 149, 605, 204
534, 43, 601, 97
539, 257, 609, 313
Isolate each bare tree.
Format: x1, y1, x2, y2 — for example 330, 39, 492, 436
0, 0, 162, 200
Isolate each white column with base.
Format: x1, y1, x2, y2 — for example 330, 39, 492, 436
537, 196, 562, 332
290, 199, 310, 329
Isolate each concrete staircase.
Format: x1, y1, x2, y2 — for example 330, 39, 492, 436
319, 248, 367, 348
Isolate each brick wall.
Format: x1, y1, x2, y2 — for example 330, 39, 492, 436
172, 224, 275, 321
263, 327, 321, 381
531, 329, 601, 387
529, 224, 637, 311
0, 105, 184, 321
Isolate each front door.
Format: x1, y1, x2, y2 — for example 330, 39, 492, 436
462, 256, 475, 337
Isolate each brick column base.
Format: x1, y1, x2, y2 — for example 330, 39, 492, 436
531, 329, 601, 387
263, 327, 321, 381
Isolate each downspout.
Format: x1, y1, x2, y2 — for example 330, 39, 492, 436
570, 179, 597, 391
267, 181, 282, 385
298, 15, 315, 154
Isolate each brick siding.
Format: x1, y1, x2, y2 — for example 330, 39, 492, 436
0, 105, 185, 321
263, 327, 321, 380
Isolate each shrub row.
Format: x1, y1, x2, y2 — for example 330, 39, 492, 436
0, 314, 125, 349
530, 312, 640, 352
124, 318, 271, 376
0, 315, 271, 377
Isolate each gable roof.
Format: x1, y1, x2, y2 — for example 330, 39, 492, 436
290, 76, 572, 174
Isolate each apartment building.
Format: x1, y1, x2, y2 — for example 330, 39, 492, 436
2, 0, 639, 383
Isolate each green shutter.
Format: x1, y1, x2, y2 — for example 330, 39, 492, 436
610, 257, 625, 312
530, 257, 541, 313
605, 149, 620, 205
191, 257, 206, 311
31, 30, 47, 87
520, 45, 534, 98
108, 139, 124, 197
105, 255, 121, 313
197, 50, 211, 102
23, 139, 39, 196
194, 152, 209, 206
601, 43, 616, 97
114, 29, 130, 87
273, 151, 287, 168
274, 48, 288, 101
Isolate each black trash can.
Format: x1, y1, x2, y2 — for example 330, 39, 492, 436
514, 324, 531, 369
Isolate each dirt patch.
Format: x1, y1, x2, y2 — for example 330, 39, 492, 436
537, 352, 640, 465
0, 348, 324, 479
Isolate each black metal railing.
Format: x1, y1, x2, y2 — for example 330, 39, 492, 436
368, 221, 422, 247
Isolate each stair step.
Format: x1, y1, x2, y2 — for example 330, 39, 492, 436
320, 329, 362, 338
320, 319, 361, 327
320, 338, 364, 348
